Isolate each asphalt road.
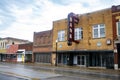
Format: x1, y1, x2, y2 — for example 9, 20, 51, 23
0, 73, 27, 80
41, 76, 89, 80
0, 62, 120, 80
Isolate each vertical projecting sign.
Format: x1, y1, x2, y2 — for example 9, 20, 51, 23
67, 12, 74, 46
67, 12, 79, 46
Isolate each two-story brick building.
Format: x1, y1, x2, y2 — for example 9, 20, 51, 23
112, 5, 120, 70
33, 30, 52, 64
0, 37, 30, 62
52, 7, 115, 69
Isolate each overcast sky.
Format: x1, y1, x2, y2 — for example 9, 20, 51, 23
0, 0, 120, 41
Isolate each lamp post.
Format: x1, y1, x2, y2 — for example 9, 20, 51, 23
55, 40, 58, 66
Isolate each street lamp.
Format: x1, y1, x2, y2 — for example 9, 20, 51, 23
55, 40, 58, 66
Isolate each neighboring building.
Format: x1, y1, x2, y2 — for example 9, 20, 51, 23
52, 7, 115, 69
33, 30, 52, 64
0, 37, 30, 61
0, 39, 7, 61
17, 42, 33, 62
112, 5, 120, 70
6, 44, 18, 62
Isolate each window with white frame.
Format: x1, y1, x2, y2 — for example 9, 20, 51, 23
117, 21, 120, 36
75, 28, 83, 40
58, 30, 65, 41
93, 24, 105, 38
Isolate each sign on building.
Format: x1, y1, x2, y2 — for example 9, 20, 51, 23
67, 12, 79, 46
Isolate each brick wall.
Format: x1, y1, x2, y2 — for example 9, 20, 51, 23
33, 30, 52, 53
18, 43, 33, 51
53, 8, 113, 52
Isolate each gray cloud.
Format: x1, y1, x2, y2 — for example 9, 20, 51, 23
0, 0, 120, 41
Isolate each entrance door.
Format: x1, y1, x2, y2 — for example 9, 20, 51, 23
63, 55, 68, 64
117, 43, 120, 68
77, 55, 86, 66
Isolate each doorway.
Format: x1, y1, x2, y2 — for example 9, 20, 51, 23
77, 55, 86, 66
117, 43, 120, 68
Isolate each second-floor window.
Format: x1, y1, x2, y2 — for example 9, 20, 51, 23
93, 24, 105, 38
75, 28, 83, 40
58, 30, 65, 41
117, 21, 120, 36
0, 42, 6, 49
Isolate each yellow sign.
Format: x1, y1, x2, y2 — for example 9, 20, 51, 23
0, 49, 6, 53
22, 54, 25, 63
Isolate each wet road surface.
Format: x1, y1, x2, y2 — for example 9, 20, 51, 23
0, 73, 27, 80
0, 62, 120, 80
0, 62, 60, 80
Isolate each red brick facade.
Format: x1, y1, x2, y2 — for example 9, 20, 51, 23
112, 5, 120, 69
6, 44, 18, 54
33, 30, 52, 63
6, 44, 18, 62
18, 43, 33, 51
33, 30, 52, 53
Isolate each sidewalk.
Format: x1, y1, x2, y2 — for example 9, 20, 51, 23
24, 63, 120, 77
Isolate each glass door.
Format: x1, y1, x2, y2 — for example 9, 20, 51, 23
63, 55, 67, 64
77, 55, 86, 66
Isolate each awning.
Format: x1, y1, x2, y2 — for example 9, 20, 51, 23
55, 50, 113, 54
16, 51, 24, 53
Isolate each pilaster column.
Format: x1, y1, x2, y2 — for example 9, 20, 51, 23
114, 44, 118, 70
